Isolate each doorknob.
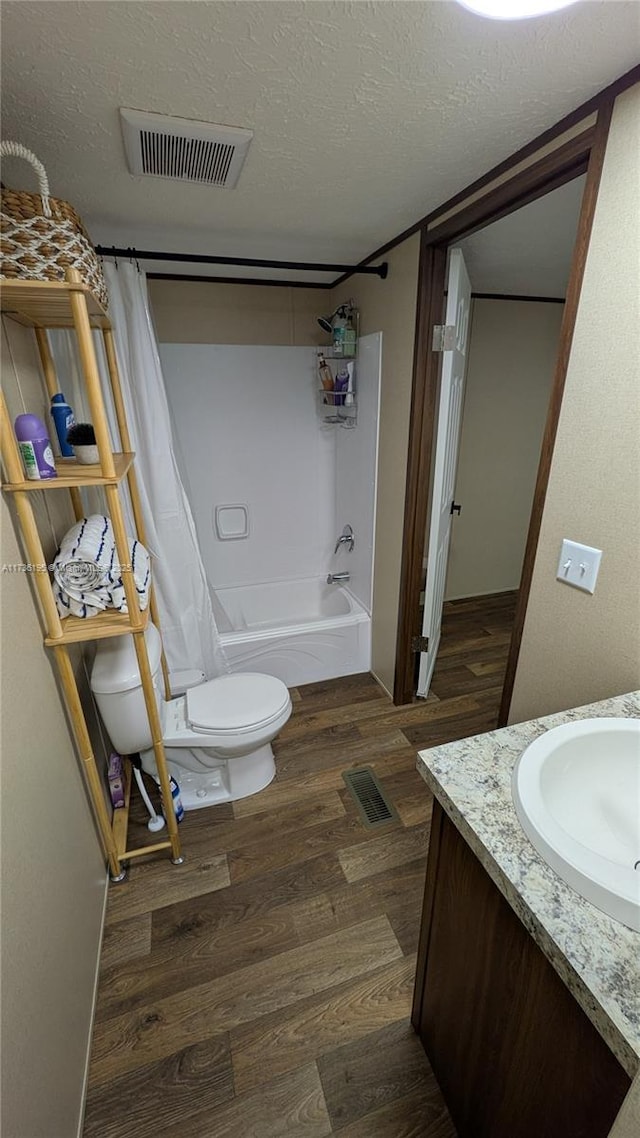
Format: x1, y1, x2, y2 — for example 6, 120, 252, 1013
450, 501, 462, 516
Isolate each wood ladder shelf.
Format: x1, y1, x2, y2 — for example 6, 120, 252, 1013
0, 270, 182, 880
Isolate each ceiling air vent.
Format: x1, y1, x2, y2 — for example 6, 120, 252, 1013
119, 108, 253, 189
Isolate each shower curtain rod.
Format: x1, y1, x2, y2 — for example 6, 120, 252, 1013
95, 246, 388, 279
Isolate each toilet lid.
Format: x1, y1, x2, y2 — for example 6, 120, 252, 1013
186, 672, 290, 734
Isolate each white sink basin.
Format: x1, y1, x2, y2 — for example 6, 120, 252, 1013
512, 718, 640, 931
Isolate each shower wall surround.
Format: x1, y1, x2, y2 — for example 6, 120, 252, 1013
159, 337, 381, 610
334, 332, 381, 613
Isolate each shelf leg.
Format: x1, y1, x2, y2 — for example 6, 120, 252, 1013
69, 486, 85, 522
34, 328, 60, 400
105, 482, 182, 862
31, 333, 85, 524
130, 629, 183, 863
104, 483, 144, 630
13, 491, 64, 641
53, 645, 122, 879
1, 389, 27, 484
67, 268, 115, 478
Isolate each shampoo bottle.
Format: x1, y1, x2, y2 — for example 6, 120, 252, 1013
318, 354, 334, 403
14, 414, 57, 480
50, 393, 75, 457
344, 362, 355, 406
334, 366, 350, 406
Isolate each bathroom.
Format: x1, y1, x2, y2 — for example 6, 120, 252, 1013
1, 3, 639, 1138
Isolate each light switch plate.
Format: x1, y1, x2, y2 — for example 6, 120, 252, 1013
556, 539, 602, 594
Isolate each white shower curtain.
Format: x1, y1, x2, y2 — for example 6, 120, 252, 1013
50, 261, 227, 680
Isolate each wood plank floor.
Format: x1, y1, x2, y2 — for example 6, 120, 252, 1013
83, 591, 515, 1138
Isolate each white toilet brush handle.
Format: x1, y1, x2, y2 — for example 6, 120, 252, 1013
132, 765, 166, 832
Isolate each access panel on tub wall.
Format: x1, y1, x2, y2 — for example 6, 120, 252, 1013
160, 343, 337, 588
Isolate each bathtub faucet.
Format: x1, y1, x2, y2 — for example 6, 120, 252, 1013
334, 524, 355, 554
327, 572, 350, 584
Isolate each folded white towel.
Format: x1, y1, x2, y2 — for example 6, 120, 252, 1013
53, 514, 150, 620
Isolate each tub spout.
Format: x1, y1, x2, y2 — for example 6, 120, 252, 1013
327, 572, 350, 584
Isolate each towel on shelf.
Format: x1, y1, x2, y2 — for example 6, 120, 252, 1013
53, 514, 151, 619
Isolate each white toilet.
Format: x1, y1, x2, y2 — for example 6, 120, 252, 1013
90, 624, 292, 809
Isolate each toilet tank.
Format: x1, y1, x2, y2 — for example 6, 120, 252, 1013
91, 623, 163, 755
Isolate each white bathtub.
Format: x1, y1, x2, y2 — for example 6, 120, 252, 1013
213, 577, 371, 687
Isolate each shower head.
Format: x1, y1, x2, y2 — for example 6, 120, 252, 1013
317, 303, 350, 334
318, 314, 334, 334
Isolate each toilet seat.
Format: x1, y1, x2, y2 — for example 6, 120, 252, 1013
186, 672, 290, 736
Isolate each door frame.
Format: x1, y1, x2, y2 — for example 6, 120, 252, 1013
393, 100, 614, 714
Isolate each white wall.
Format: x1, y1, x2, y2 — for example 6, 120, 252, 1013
341, 235, 421, 692
445, 299, 563, 600
1, 319, 107, 1138
160, 340, 381, 606
334, 333, 382, 613
160, 344, 336, 588
509, 83, 640, 723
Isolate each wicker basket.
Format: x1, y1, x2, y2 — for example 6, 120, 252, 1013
0, 141, 108, 310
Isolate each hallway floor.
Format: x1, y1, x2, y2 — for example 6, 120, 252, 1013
83, 591, 515, 1138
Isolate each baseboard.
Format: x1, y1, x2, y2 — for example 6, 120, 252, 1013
371, 667, 392, 700
76, 869, 109, 1138
444, 587, 518, 602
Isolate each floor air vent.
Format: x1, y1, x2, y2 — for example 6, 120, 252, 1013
120, 108, 253, 188
342, 767, 398, 829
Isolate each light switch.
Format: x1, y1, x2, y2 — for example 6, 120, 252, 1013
556, 539, 602, 594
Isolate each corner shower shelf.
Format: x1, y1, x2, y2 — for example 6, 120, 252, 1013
317, 344, 357, 360
317, 349, 357, 428
0, 270, 181, 881
318, 390, 357, 427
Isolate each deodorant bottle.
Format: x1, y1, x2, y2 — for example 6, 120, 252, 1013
50, 393, 75, 457
14, 414, 57, 480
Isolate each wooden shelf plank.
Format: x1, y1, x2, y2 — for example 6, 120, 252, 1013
44, 606, 149, 647
0, 279, 110, 329
124, 841, 174, 860
3, 451, 135, 492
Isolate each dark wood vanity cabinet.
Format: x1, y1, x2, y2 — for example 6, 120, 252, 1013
412, 801, 631, 1138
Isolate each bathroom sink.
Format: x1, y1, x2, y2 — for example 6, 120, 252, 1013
512, 718, 640, 931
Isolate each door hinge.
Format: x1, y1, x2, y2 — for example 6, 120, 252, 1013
450, 500, 462, 516
432, 324, 456, 352
411, 635, 429, 653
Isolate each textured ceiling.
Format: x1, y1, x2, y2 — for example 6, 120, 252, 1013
459, 174, 585, 296
1, 1, 639, 283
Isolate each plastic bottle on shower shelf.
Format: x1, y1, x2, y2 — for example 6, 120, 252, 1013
50, 393, 75, 457
334, 366, 350, 406
344, 361, 355, 406
342, 312, 357, 358
332, 308, 348, 355
318, 354, 334, 404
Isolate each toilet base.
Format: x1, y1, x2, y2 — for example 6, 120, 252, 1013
141, 743, 276, 811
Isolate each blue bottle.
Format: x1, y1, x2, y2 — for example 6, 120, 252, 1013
159, 775, 184, 823
50, 393, 75, 457
170, 776, 185, 823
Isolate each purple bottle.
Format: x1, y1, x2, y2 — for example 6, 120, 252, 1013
14, 414, 57, 480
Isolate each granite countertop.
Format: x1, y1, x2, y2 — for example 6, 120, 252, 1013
416, 691, 640, 1077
